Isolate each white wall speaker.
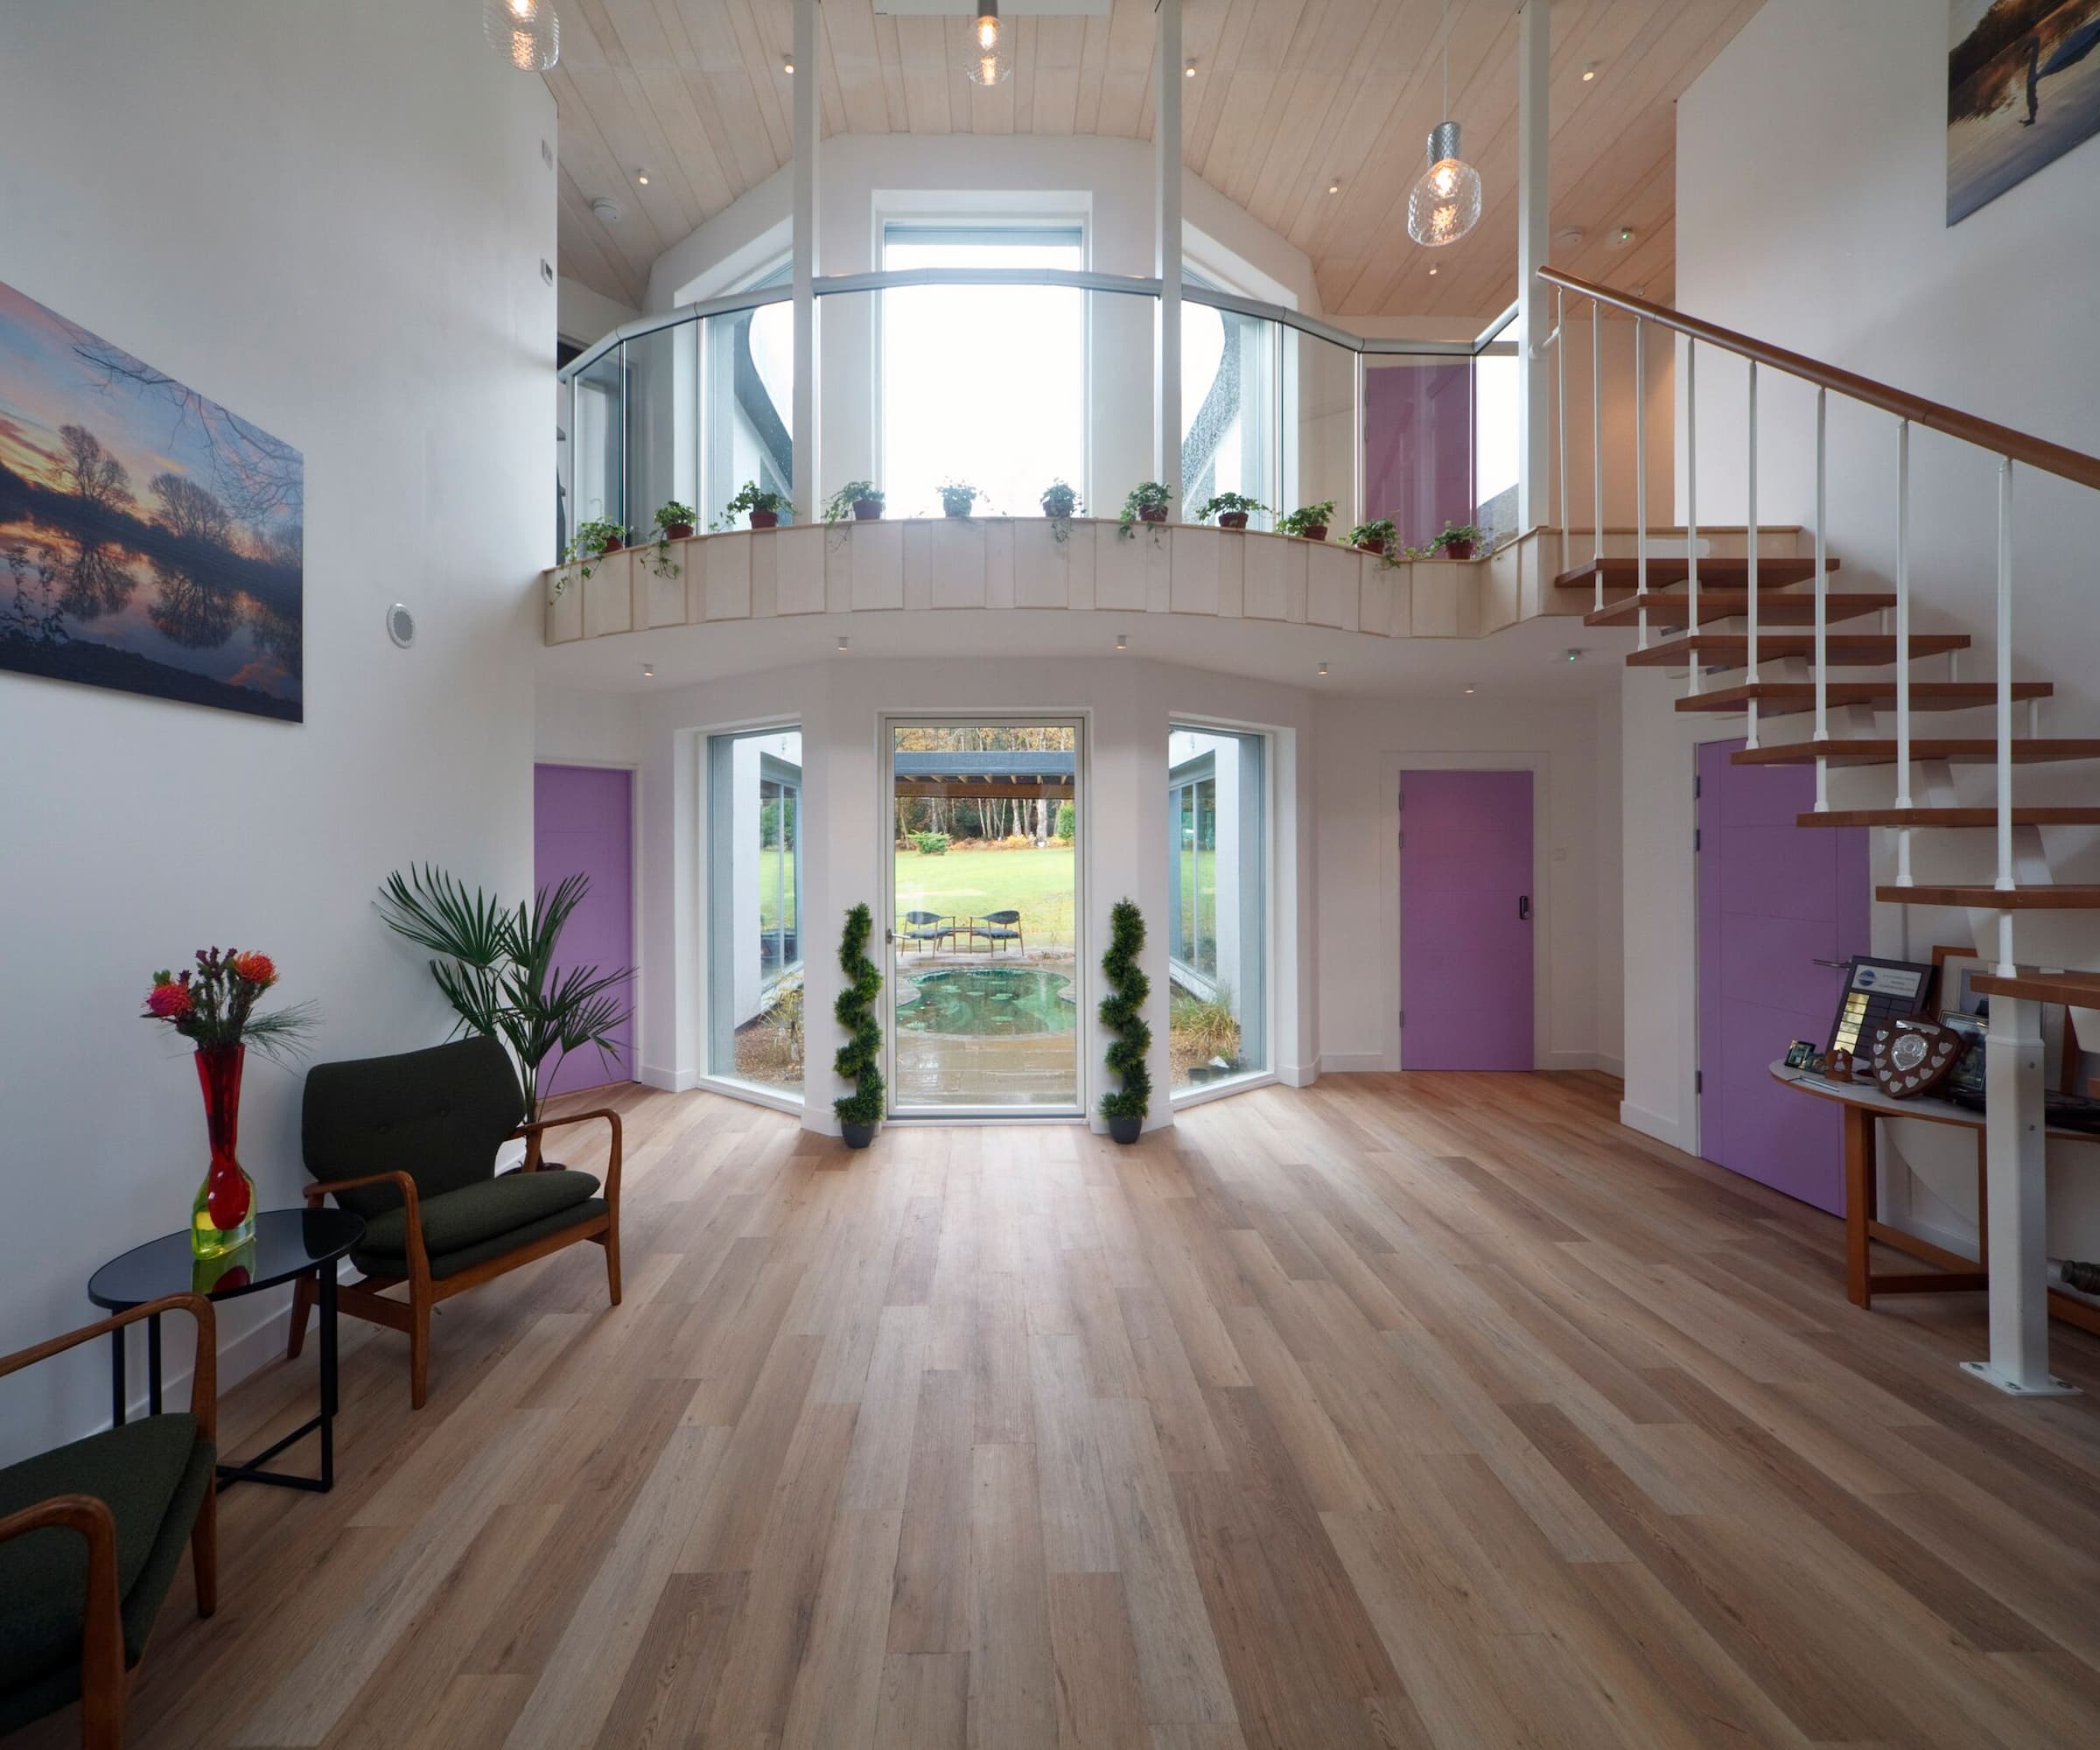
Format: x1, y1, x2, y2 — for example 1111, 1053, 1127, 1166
386, 603, 416, 648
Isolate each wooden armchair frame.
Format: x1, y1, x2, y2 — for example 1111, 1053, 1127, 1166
290, 1107, 623, 1408
0, 1295, 216, 1750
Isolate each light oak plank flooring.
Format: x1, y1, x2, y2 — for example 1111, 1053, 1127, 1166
27, 1071, 2100, 1750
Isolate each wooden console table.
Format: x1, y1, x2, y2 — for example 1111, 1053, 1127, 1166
1768, 1060, 2100, 1339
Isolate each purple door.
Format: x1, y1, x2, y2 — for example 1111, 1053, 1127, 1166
534, 763, 634, 1096
1401, 769, 1533, 1070
1697, 739, 1869, 1213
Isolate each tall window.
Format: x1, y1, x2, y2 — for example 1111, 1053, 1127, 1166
1182, 267, 1278, 522
1167, 725, 1268, 1094
879, 224, 1084, 517
704, 260, 793, 528
707, 726, 803, 1094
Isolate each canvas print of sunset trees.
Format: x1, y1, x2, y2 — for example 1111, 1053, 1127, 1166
1950, 0, 2100, 223
0, 276, 302, 720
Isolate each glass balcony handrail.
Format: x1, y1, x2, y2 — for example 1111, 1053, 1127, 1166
559, 266, 1507, 383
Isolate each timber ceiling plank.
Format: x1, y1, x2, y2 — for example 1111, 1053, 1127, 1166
548, 0, 1768, 320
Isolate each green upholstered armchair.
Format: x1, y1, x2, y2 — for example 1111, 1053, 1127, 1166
0, 1294, 217, 1749
294, 1036, 622, 1408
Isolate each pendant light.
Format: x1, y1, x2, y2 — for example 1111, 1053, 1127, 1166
964, 0, 1012, 86
485, 0, 559, 72
1407, 0, 1482, 248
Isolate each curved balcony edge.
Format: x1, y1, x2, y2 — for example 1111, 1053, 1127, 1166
540, 518, 1588, 648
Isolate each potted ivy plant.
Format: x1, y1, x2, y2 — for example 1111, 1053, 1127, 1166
833, 902, 885, 1149
1040, 480, 1079, 519
1431, 522, 1484, 560
1196, 492, 1265, 531
938, 480, 980, 518
1117, 480, 1172, 540
575, 517, 626, 558
1348, 517, 1397, 556
654, 500, 696, 541
1098, 898, 1151, 1144
825, 481, 885, 523
1278, 500, 1336, 542
723, 481, 788, 530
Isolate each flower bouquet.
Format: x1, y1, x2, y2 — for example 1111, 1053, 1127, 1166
144, 949, 316, 1258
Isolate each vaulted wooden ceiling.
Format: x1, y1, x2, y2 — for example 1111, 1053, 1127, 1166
549, 0, 1762, 320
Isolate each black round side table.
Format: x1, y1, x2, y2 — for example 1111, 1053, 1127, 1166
88, 1208, 364, 1493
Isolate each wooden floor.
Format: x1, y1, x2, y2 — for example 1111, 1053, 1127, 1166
40, 1072, 2100, 1750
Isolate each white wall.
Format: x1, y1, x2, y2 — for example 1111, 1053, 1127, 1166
0, 0, 551, 1460
1313, 693, 1611, 1074
558, 275, 640, 353
1632, 0, 2100, 1247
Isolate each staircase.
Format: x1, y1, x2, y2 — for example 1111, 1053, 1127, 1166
1540, 265, 2100, 1396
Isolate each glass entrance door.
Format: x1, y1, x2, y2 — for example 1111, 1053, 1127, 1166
887, 721, 1082, 1114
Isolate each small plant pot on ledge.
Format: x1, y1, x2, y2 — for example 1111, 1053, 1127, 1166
1217, 512, 1249, 530
662, 522, 694, 541
1298, 524, 1328, 542
1106, 1115, 1143, 1145
852, 500, 883, 520
750, 510, 780, 529
841, 1120, 878, 1150
597, 535, 624, 553
1357, 537, 1386, 556
1138, 506, 1169, 525
1438, 540, 1475, 560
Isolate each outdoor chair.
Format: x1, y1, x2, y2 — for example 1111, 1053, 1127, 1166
295, 1036, 622, 1409
0, 1295, 217, 1750
972, 910, 1025, 955
900, 910, 956, 954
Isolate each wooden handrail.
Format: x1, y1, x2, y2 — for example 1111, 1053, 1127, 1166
1538, 267, 2100, 494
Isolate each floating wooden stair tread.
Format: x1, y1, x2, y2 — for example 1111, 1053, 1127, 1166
1971, 970, 2100, 1007
1797, 807, 2100, 828
1555, 556, 1833, 592
1876, 885, 2100, 910
1737, 738, 2100, 766
1627, 632, 1969, 668
1586, 591, 1893, 629
1676, 680, 2052, 715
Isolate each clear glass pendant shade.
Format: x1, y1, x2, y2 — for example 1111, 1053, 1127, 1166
485, 0, 560, 72
1406, 122, 1482, 248
964, 3, 1012, 85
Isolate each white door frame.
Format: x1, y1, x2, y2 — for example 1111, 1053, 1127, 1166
878, 711, 1091, 1120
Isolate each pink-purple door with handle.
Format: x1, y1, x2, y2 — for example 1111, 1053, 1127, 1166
1401, 769, 1534, 1071
533, 763, 635, 1096
1697, 739, 1869, 1214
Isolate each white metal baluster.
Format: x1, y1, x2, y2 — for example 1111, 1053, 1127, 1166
1592, 298, 1605, 613
1685, 342, 1700, 695
1557, 288, 1569, 578
1995, 456, 2016, 973
1746, 360, 1760, 749
1634, 316, 1648, 651
1894, 420, 1913, 886
1813, 387, 1829, 812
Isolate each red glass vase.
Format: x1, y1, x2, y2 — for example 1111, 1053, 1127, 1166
191, 1044, 257, 1259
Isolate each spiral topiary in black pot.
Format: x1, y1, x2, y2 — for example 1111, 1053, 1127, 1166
834, 902, 885, 1147
1098, 897, 1152, 1143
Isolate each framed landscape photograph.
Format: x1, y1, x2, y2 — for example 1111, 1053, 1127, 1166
1949, 0, 2100, 224
0, 275, 302, 720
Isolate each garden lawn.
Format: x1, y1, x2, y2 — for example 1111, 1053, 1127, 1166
893, 845, 1078, 950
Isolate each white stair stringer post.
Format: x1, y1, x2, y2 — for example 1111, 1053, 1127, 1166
1969, 991, 2076, 1396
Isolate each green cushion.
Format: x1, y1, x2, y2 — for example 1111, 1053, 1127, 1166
354, 1193, 607, 1282
301, 1037, 525, 1219
352, 1167, 598, 1267
0, 1415, 211, 1703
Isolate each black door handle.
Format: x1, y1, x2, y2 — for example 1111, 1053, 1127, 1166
1518, 895, 1530, 920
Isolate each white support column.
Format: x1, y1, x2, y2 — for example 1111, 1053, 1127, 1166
790, 0, 819, 523
1968, 995, 2076, 1396
1156, 0, 1183, 511
1516, 0, 1550, 531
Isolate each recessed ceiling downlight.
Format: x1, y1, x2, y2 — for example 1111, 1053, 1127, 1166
387, 603, 416, 648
